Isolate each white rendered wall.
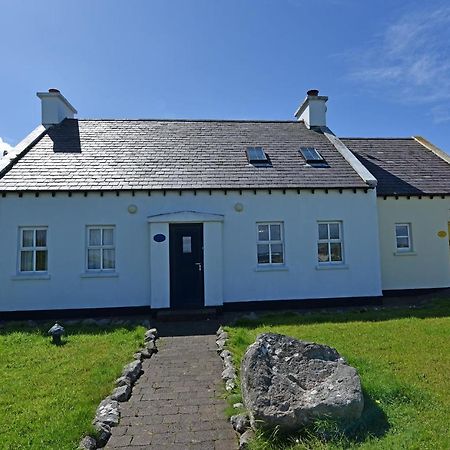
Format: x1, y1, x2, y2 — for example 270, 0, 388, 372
0, 189, 382, 311
377, 197, 450, 290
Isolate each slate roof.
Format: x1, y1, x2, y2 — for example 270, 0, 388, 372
0, 119, 369, 191
342, 138, 450, 196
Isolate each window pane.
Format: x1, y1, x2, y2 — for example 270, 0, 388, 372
88, 249, 101, 269
257, 225, 269, 241
102, 228, 114, 245
330, 243, 342, 262
396, 237, 409, 249
329, 223, 340, 240
396, 225, 409, 237
257, 244, 270, 264
318, 224, 328, 240
270, 224, 281, 241
20, 251, 34, 271
103, 249, 115, 269
35, 251, 48, 271
271, 243, 284, 263
89, 229, 101, 246
36, 229, 47, 247
318, 243, 329, 262
22, 230, 34, 247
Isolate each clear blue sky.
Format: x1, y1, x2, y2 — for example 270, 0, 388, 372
1, 0, 449, 152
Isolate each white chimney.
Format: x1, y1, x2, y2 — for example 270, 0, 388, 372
36, 88, 77, 128
294, 89, 328, 129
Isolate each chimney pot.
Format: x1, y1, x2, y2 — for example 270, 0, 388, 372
307, 89, 319, 97
48, 88, 60, 93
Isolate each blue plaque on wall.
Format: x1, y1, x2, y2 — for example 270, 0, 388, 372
153, 234, 166, 243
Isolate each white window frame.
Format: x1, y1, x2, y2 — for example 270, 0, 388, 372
317, 221, 344, 264
18, 227, 48, 273
86, 226, 116, 272
395, 223, 412, 252
256, 222, 285, 265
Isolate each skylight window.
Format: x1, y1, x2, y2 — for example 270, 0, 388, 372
300, 147, 324, 164
246, 147, 268, 164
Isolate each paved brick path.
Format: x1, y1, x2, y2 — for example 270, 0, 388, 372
106, 333, 237, 449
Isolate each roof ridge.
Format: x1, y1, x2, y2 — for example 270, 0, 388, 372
340, 137, 414, 141
70, 118, 301, 124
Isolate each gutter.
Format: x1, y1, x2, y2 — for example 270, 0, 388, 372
320, 126, 378, 188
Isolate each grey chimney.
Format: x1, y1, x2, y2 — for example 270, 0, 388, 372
36, 88, 77, 127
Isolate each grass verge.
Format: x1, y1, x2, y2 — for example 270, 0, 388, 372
0, 321, 145, 449
224, 299, 450, 449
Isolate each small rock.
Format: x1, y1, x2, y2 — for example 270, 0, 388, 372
222, 366, 236, 381
216, 339, 226, 351
220, 349, 232, 359
115, 376, 131, 387
121, 360, 142, 384
239, 429, 255, 449
111, 384, 132, 402
146, 340, 158, 352
226, 378, 236, 392
233, 402, 244, 409
148, 327, 158, 336
216, 326, 224, 336
144, 331, 156, 342
78, 436, 97, 450
93, 397, 120, 427
231, 414, 250, 434
140, 348, 153, 359
218, 331, 229, 341
133, 352, 143, 361
94, 423, 111, 447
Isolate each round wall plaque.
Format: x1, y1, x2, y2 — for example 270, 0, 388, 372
437, 230, 447, 238
153, 234, 166, 243
128, 204, 138, 214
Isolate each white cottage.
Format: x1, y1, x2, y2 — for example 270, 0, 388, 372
1, 89, 449, 314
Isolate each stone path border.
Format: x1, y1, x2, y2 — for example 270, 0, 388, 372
216, 327, 254, 450
79, 326, 159, 449
105, 332, 237, 449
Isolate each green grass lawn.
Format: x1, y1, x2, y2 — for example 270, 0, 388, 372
0, 321, 145, 450
225, 300, 450, 450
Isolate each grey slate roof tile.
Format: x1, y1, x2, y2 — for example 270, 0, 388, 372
342, 138, 450, 196
0, 119, 369, 191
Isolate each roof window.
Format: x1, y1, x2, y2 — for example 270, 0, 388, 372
246, 147, 269, 164
299, 147, 325, 164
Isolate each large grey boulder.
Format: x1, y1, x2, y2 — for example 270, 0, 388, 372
93, 397, 120, 427
241, 333, 364, 432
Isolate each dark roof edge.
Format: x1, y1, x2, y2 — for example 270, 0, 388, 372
413, 136, 450, 165
378, 193, 450, 198
0, 125, 48, 179
320, 127, 377, 189
0, 186, 371, 194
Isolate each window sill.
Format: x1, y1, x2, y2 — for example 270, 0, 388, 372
254, 265, 289, 272
80, 272, 119, 278
393, 251, 417, 256
11, 273, 51, 281
315, 264, 349, 270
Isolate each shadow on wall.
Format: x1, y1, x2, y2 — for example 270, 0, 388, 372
48, 119, 82, 154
